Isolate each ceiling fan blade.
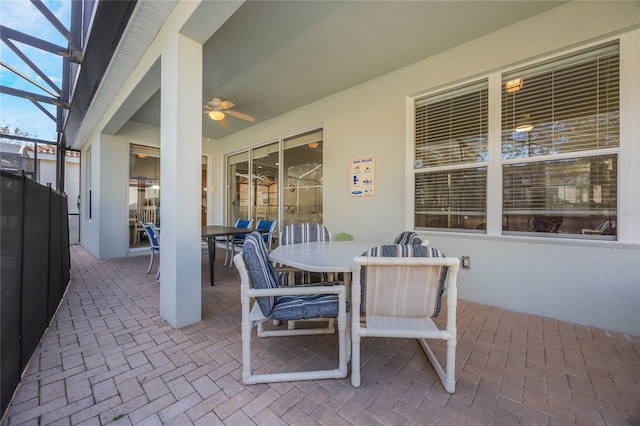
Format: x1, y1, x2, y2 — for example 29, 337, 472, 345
219, 100, 234, 110
219, 117, 230, 128
226, 110, 255, 122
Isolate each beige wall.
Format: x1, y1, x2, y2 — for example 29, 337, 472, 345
80, 1, 640, 333
213, 2, 640, 334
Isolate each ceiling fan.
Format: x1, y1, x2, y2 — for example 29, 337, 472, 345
202, 98, 255, 128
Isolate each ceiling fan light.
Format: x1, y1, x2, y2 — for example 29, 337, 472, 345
515, 124, 533, 132
515, 113, 533, 132
208, 110, 225, 121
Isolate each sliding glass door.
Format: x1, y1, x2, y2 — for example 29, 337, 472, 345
227, 151, 250, 226
225, 128, 323, 241
252, 142, 279, 224
282, 130, 323, 228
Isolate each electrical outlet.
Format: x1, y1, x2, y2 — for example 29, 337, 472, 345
461, 256, 470, 269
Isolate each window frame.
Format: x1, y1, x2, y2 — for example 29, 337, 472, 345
412, 80, 489, 233
408, 35, 634, 241
223, 127, 324, 237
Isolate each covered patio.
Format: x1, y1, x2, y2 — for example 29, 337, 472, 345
2, 246, 638, 425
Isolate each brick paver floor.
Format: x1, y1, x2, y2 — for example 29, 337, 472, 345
2, 244, 639, 425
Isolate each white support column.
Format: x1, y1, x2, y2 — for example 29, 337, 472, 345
160, 34, 202, 328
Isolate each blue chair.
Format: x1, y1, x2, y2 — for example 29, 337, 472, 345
256, 219, 278, 250
233, 219, 277, 259
233, 232, 347, 384
140, 221, 160, 280
232, 218, 254, 243
219, 218, 253, 267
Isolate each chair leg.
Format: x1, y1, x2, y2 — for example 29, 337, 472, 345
155, 264, 160, 280
351, 334, 362, 387
147, 250, 154, 274
225, 237, 233, 267
418, 338, 456, 393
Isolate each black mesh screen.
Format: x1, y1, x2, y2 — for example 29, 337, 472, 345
21, 180, 51, 369
1, 171, 70, 416
1, 173, 24, 417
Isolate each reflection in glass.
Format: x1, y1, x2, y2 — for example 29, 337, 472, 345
252, 143, 279, 225
227, 152, 250, 226
283, 132, 323, 229
129, 145, 160, 249
502, 156, 617, 237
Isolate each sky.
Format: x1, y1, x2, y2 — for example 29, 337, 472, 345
0, 0, 70, 142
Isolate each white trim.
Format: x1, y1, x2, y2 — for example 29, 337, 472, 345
405, 95, 416, 230
486, 73, 503, 236
618, 29, 640, 244
408, 34, 633, 243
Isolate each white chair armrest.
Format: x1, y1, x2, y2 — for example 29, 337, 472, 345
246, 284, 345, 298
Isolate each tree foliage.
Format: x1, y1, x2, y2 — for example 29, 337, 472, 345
0, 119, 34, 144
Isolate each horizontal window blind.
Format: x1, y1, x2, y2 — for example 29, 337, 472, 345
502, 43, 619, 159
502, 155, 617, 234
503, 155, 617, 212
415, 81, 488, 168
414, 167, 487, 230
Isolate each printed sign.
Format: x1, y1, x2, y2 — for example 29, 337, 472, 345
350, 156, 375, 198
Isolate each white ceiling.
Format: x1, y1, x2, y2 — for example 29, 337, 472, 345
125, 1, 567, 140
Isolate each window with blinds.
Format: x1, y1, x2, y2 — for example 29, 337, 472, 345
414, 81, 488, 231
501, 42, 619, 237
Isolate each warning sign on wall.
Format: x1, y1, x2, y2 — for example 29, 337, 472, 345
350, 156, 375, 198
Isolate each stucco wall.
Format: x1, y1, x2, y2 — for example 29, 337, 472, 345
215, 2, 640, 334
79, 1, 639, 334
80, 120, 222, 259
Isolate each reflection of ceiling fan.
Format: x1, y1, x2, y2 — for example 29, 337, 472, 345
202, 98, 255, 128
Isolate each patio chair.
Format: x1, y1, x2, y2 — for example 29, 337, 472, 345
581, 218, 616, 235
393, 231, 422, 245
140, 221, 160, 280
278, 223, 332, 285
277, 223, 335, 329
235, 219, 277, 253
351, 244, 460, 393
334, 232, 354, 241
233, 232, 348, 384
218, 218, 253, 267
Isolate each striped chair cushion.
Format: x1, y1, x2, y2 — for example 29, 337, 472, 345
393, 231, 422, 245
360, 244, 448, 317
278, 223, 331, 285
281, 223, 330, 245
271, 293, 340, 321
242, 232, 279, 316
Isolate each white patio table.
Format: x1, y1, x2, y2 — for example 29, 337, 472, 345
268, 240, 376, 288
268, 240, 377, 361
